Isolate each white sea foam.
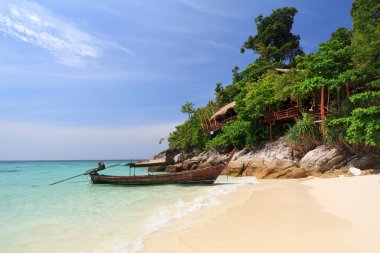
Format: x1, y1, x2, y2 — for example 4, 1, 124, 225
126, 177, 258, 253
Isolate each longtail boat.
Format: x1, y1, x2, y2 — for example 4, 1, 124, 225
90, 151, 235, 185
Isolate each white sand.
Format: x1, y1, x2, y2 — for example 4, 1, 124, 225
141, 175, 380, 253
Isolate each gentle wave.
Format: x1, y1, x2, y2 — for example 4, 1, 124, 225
124, 177, 258, 253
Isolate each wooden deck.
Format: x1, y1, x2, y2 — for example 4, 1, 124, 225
201, 105, 329, 135
264, 106, 300, 122
264, 106, 329, 123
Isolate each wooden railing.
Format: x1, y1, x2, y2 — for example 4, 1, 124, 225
302, 107, 330, 122
264, 106, 300, 122
264, 106, 330, 123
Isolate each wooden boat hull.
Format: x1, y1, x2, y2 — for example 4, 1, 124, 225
90, 164, 226, 185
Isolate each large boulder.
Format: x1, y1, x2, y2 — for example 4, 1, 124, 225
236, 137, 301, 179
231, 148, 249, 161
182, 160, 195, 170
151, 148, 177, 165
225, 160, 245, 176
205, 154, 227, 166
148, 166, 165, 172
300, 145, 346, 175
348, 154, 380, 169
165, 163, 184, 173
243, 159, 299, 179
205, 148, 219, 157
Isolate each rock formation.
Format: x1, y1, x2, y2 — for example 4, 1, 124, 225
150, 138, 380, 178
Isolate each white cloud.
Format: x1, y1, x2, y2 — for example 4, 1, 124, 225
0, 0, 133, 68
0, 121, 179, 160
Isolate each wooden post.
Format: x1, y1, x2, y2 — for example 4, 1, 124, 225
210, 103, 218, 126
269, 121, 272, 141
268, 106, 273, 141
205, 109, 213, 130
197, 111, 204, 130
321, 86, 326, 136
327, 86, 330, 111
337, 88, 340, 113
345, 81, 350, 97
201, 110, 209, 131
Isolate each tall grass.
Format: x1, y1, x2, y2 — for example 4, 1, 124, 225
286, 113, 322, 154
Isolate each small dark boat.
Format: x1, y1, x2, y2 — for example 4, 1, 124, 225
90, 150, 235, 185
90, 164, 226, 185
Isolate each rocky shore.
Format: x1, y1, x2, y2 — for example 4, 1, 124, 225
149, 138, 380, 178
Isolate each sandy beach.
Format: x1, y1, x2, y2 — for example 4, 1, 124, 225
141, 175, 380, 253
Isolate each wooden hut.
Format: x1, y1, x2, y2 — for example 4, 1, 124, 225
199, 101, 237, 135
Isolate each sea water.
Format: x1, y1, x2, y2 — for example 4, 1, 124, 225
0, 161, 256, 253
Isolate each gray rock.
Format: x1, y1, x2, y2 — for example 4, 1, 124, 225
174, 153, 184, 163
232, 148, 249, 161
348, 154, 380, 169
300, 145, 346, 174
148, 166, 165, 172
165, 163, 183, 173
205, 148, 219, 157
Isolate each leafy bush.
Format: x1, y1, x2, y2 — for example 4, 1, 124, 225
168, 115, 209, 152
328, 106, 380, 148
205, 120, 251, 151
286, 113, 321, 152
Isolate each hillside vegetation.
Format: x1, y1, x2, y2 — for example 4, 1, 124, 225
168, 0, 380, 154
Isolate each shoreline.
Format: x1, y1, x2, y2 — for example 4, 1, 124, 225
140, 175, 380, 253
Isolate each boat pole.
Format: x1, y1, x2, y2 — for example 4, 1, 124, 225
50, 163, 121, 185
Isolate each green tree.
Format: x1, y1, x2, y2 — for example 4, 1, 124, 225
214, 82, 224, 94
241, 7, 303, 65
295, 27, 353, 94
351, 0, 380, 76
168, 114, 209, 152
326, 0, 380, 148
232, 66, 242, 83
205, 120, 251, 150
181, 101, 195, 118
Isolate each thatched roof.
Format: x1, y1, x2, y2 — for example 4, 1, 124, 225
210, 101, 236, 120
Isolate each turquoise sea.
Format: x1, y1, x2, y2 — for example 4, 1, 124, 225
0, 161, 255, 253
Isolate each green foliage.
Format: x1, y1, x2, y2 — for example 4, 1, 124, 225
349, 91, 380, 103
351, 0, 380, 76
205, 134, 229, 151
214, 82, 223, 94
241, 7, 303, 64
205, 120, 251, 150
168, 108, 209, 152
286, 114, 321, 151
325, 0, 380, 148
296, 27, 353, 90
215, 81, 242, 107
328, 106, 380, 147
236, 71, 288, 121
181, 101, 195, 118
168, 120, 208, 152
169, 1, 380, 152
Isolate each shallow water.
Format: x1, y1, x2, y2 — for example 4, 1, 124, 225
0, 161, 256, 253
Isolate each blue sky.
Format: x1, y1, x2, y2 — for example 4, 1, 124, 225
0, 0, 354, 160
